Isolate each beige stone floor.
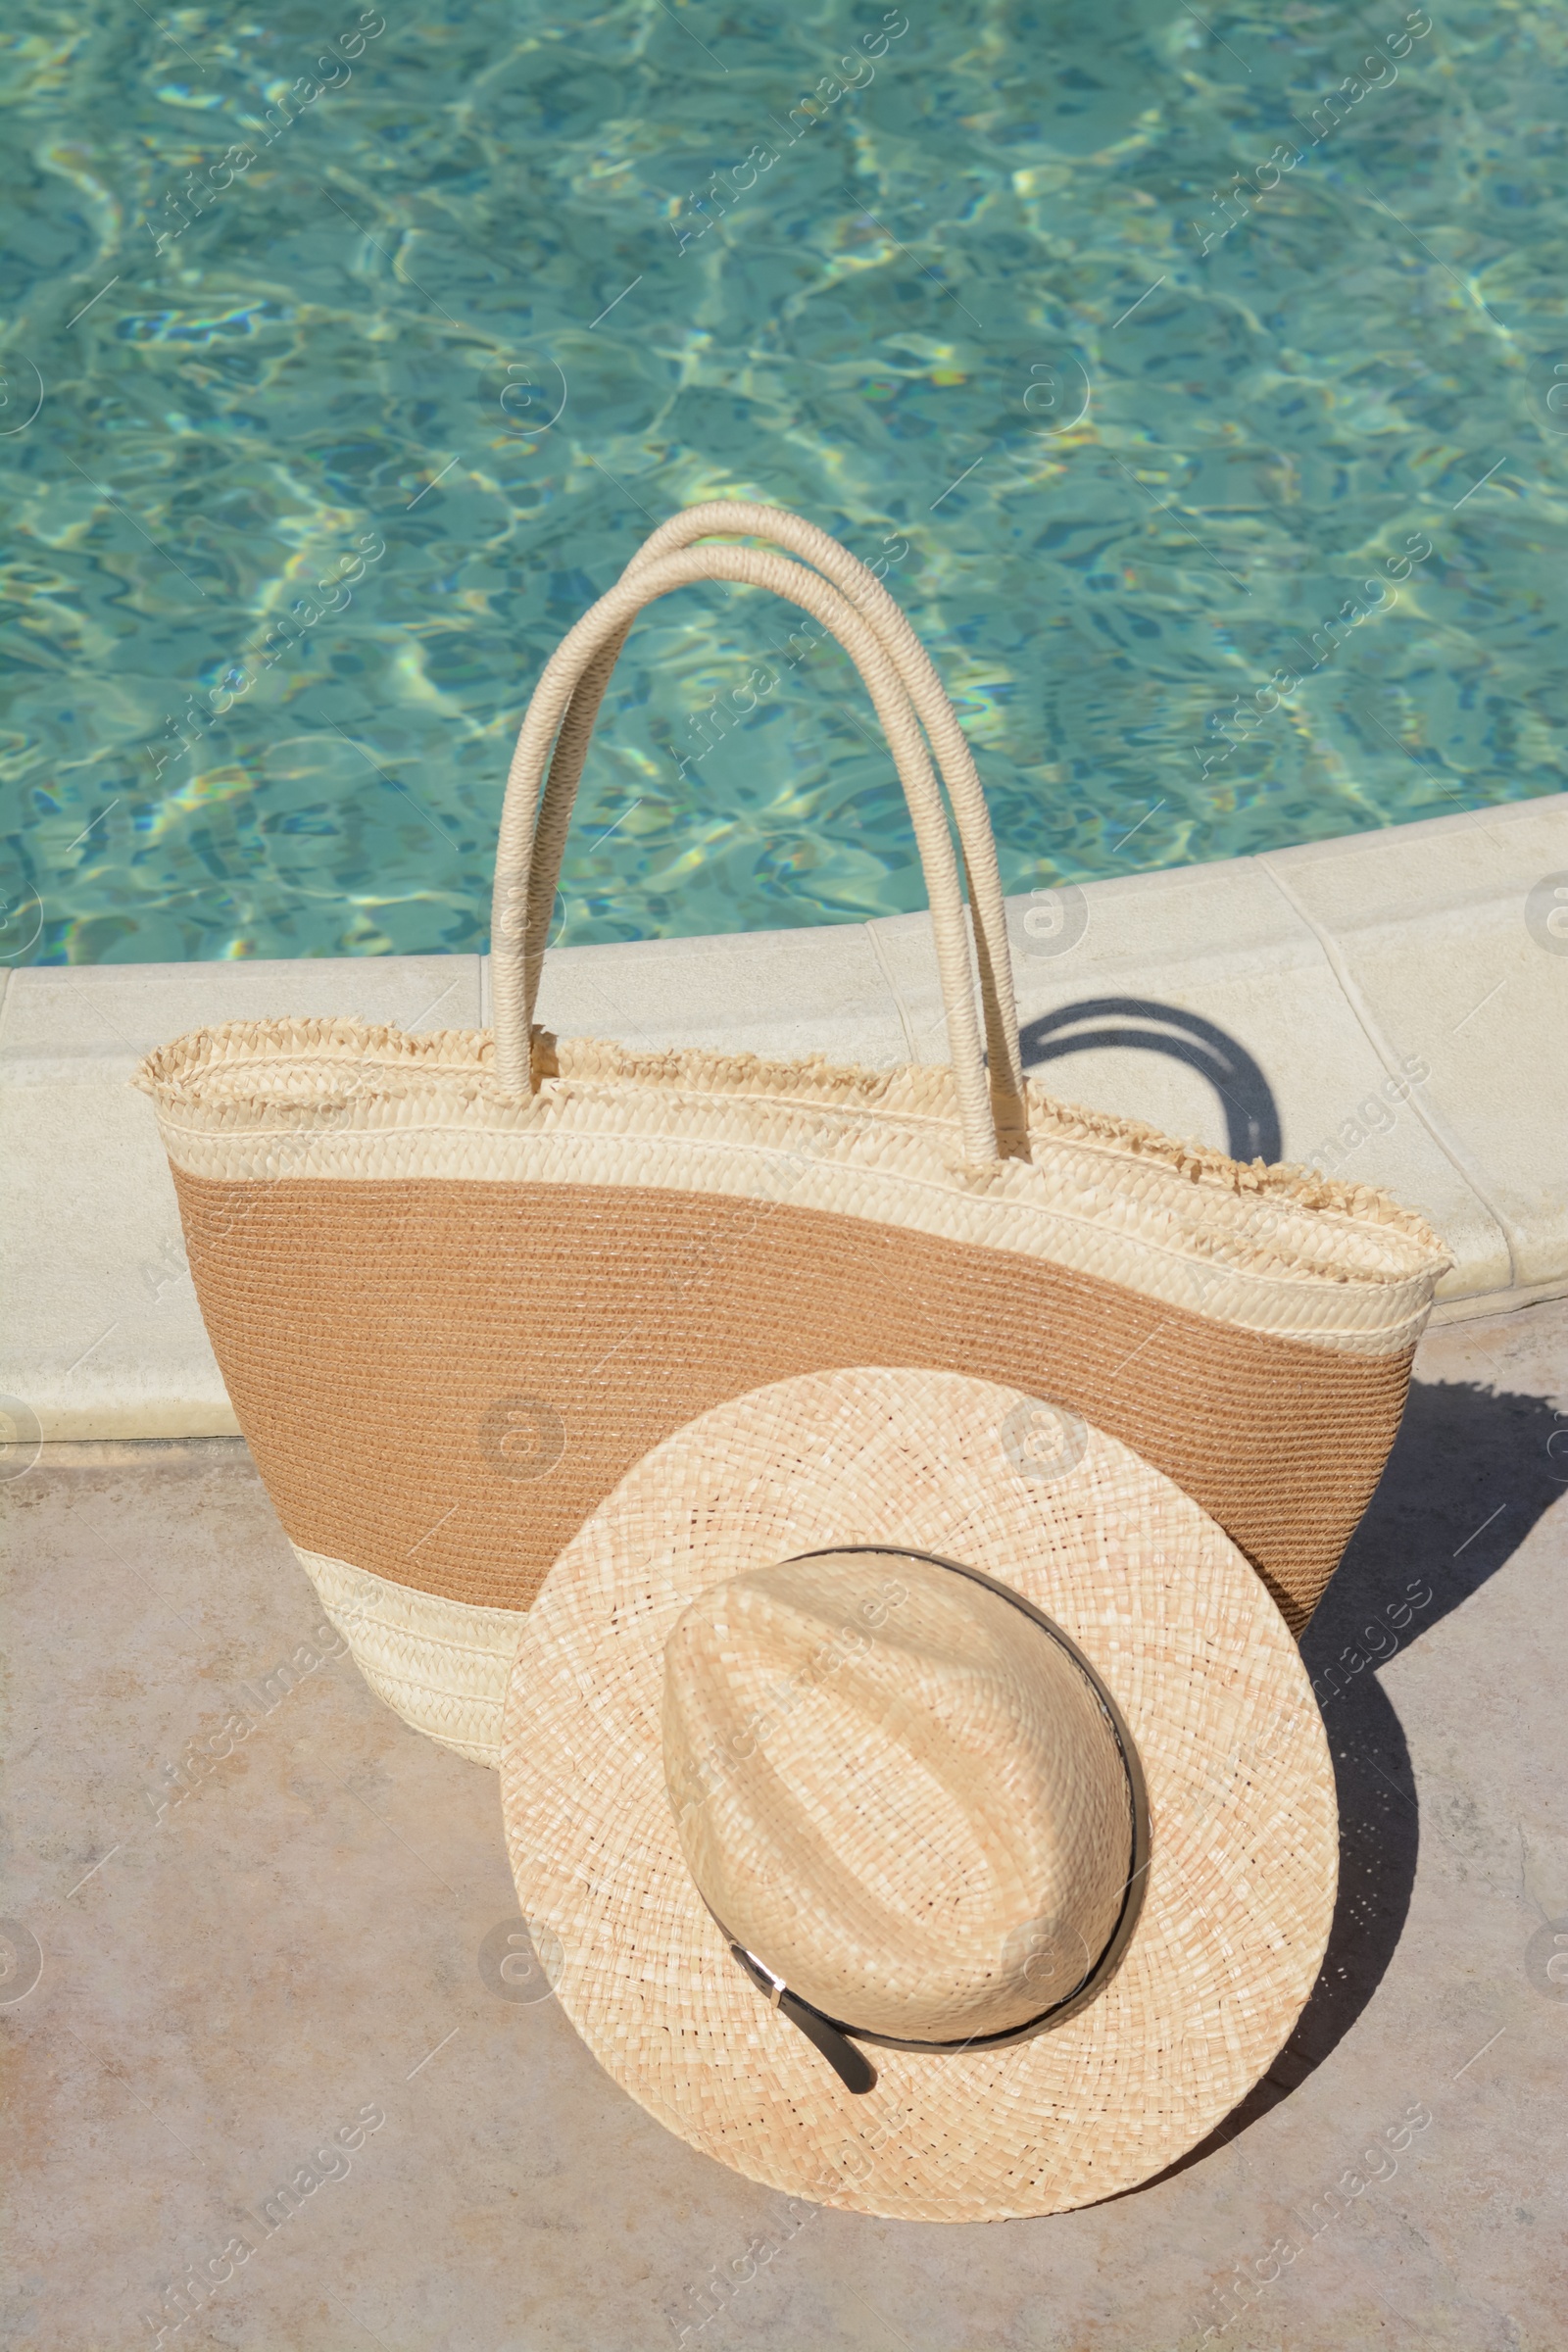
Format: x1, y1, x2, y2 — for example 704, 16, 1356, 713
4, 1300, 1567, 2351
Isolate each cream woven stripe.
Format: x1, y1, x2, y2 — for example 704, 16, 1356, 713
149, 1046, 1443, 1355
525, 502, 1026, 1150
292, 1542, 515, 1766
492, 545, 1000, 1160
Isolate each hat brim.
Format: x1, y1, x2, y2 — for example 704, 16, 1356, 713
501, 1368, 1337, 2222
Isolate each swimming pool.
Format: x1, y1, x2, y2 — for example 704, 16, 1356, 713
2, 0, 1565, 965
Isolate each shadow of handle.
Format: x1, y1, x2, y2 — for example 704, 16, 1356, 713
1018, 996, 1282, 1165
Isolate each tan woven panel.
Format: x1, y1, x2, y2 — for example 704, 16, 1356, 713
173, 1170, 1412, 1634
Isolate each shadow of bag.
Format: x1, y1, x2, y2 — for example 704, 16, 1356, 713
136, 501, 1451, 1765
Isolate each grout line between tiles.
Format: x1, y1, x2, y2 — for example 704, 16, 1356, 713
863, 918, 922, 1067
1256, 852, 1521, 1289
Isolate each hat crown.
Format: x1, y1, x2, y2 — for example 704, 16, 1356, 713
662, 1549, 1136, 2042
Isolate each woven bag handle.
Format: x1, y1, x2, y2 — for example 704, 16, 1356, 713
493, 544, 1002, 1161
520, 501, 1025, 1150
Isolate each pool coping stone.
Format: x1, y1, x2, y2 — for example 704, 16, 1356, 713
2, 794, 1564, 1440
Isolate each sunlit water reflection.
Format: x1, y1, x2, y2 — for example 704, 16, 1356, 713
1, 0, 1564, 963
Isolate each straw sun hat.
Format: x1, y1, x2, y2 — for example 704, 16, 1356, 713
501, 1367, 1337, 2223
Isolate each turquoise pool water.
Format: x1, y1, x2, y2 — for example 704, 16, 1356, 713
2, 0, 1565, 964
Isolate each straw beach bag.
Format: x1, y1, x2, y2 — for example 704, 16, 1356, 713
137, 502, 1450, 1765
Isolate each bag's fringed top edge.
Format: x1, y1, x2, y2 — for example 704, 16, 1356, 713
136, 1011, 1450, 1262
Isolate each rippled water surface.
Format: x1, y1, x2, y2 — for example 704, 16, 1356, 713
2, 0, 1566, 963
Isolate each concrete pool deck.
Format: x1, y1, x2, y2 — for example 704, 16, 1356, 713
2, 791, 1566, 1443
4, 1294, 1565, 2349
